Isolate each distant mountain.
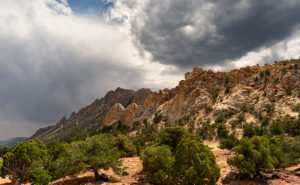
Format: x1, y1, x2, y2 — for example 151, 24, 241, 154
31, 58, 300, 143
0, 137, 28, 148
30, 88, 153, 143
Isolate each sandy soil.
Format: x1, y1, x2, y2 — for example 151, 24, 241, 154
49, 157, 148, 185
0, 177, 10, 185
210, 141, 300, 185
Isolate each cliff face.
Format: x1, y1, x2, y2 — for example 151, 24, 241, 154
31, 58, 300, 142
30, 88, 152, 142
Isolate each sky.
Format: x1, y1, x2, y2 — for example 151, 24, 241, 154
0, 0, 300, 139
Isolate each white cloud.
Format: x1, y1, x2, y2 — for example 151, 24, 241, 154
230, 30, 300, 69
0, 0, 183, 139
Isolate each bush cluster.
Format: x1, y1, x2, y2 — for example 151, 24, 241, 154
228, 135, 300, 176
0, 133, 136, 184
142, 127, 220, 185
196, 119, 216, 140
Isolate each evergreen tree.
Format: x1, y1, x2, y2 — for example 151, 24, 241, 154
27, 168, 51, 185
159, 126, 187, 152
0, 140, 49, 185
172, 133, 220, 185
142, 145, 174, 184
53, 134, 133, 181
227, 136, 277, 176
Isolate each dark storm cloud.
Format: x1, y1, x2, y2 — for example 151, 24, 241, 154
0, 0, 154, 139
125, 0, 300, 68
0, 28, 144, 138
0, 0, 183, 139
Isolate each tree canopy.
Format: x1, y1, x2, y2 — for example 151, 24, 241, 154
0, 140, 49, 185
142, 127, 220, 185
227, 136, 277, 176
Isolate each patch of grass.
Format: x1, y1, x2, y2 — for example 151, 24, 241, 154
286, 87, 292, 96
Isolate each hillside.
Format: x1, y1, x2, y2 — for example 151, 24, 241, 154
30, 88, 152, 143
0, 137, 27, 148
31, 58, 300, 143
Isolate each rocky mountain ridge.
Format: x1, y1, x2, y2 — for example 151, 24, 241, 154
31, 58, 300, 142
104, 59, 300, 129
30, 88, 152, 142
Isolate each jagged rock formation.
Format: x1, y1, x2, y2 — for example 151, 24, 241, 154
31, 58, 300, 142
30, 88, 152, 142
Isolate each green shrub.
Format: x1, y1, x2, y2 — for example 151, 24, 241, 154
215, 114, 227, 124
205, 104, 213, 113
225, 76, 230, 85
142, 145, 174, 185
0, 140, 49, 184
27, 169, 51, 185
261, 116, 271, 126
217, 124, 229, 139
211, 88, 220, 103
220, 133, 239, 150
227, 136, 278, 176
132, 121, 141, 130
0, 157, 2, 171
188, 120, 195, 132
224, 110, 235, 118
284, 117, 300, 136
225, 86, 231, 94
153, 113, 163, 124
142, 131, 221, 185
241, 103, 255, 113
172, 133, 220, 184
270, 119, 284, 135
115, 134, 137, 157
140, 122, 158, 142
292, 104, 300, 113
286, 87, 292, 96
196, 121, 215, 140
0, 148, 9, 157
230, 114, 245, 130
243, 123, 269, 138
132, 133, 147, 155
265, 103, 275, 113
265, 69, 271, 76
159, 126, 187, 152
52, 134, 124, 181
176, 115, 191, 126
260, 71, 265, 77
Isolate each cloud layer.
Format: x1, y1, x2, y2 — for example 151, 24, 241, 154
108, 0, 300, 69
0, 0, 181, 139
1, 0, 300, 139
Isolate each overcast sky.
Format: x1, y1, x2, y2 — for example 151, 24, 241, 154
0, 0, 300, 139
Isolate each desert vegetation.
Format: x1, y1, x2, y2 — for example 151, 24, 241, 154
1, 59, 300, 184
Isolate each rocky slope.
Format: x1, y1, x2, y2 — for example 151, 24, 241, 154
103, 59, 300, 130
30, 88, 152, 142
31, 58, 300, 142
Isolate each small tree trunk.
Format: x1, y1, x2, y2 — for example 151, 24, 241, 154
255, 164, 261, 178
94, 169, 101, 182
11, 177, 20, 185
